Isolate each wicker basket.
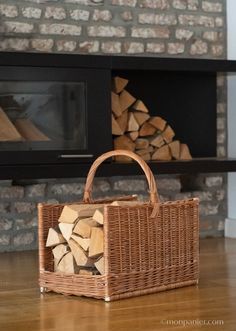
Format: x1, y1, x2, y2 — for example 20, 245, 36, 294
38, 150, 199, 301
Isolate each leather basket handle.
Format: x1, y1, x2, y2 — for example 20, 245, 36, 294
83, 150, 159, 204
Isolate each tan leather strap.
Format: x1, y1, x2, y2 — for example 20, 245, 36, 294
83, 150, 159, 204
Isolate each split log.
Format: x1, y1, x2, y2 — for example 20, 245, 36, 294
162, 125, 175, 143
133, 111, 150, 126
127, 112, 139, 132
93, 208, 104, 225
180, 144, 192, 160
14, 118, 50, 141
169, 140, 180, 159
114, 135, 135, 151
152, 145, 172, 161
139, 122, 156, 137
119, 90, 136, 112
52, 243, 69, 262
116, 110, 128, 133
111, 92, 122, 117
46, 228, 66, 247
58, 204, 104, 224
73, 217, 98, 238
127, 131, 139, 141
113, 76, 128, 94
148, 116, 166, 131
71, 234, 90, 251
55, 252, 77, 274
88, 228, 104, 258
132, 100, 149, 113
136, 148, 151, 156
58, 223, 74, 241
135, 138, 149, 150
149, 134, 165, 148
94, 256, 105, 275
136, 151, 151, 161
79, 269, 93, 275
68, 239, 93, 266
0, 107, 22, 141
112, 115, 123, 135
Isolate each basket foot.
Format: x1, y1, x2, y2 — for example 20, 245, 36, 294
40, 286, 46, 293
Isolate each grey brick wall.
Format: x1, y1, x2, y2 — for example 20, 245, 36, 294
0, 0, 227, 251
0, 0, 226, 56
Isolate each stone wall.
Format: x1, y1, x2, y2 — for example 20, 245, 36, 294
0, 0, 226, 57
0, 0, 227, 251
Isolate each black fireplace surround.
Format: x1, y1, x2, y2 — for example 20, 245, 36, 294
0, 51, 236, 179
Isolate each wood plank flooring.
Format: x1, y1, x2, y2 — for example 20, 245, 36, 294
0, 238, 236, 331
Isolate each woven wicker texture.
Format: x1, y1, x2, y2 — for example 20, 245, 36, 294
39, 150, 199, 301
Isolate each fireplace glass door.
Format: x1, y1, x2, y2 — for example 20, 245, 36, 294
0, 81, 87, 151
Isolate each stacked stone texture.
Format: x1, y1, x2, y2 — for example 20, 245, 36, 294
0, 0, 226, 56
0, 0, 227, 251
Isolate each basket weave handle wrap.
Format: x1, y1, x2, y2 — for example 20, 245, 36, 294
83, 149, 159, 204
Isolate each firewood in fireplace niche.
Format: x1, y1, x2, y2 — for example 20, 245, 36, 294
119, 90, 136, 112
111, 92, 122, 117
113, 76, 129, 94
111, 76, 192, 162
0, 107, 23, 141
112, 115, 123, 135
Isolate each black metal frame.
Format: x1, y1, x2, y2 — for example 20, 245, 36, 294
0, 51, 236, 179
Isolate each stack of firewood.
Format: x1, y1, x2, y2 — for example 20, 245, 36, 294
111, 76, 192, 162
46, 204, 105, 275
46, 200, 143, 275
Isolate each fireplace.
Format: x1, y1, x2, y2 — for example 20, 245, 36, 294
0, 51, 236, 179
0, 53, 111, 173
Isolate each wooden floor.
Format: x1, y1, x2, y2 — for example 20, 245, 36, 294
0, 238, 236, 331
